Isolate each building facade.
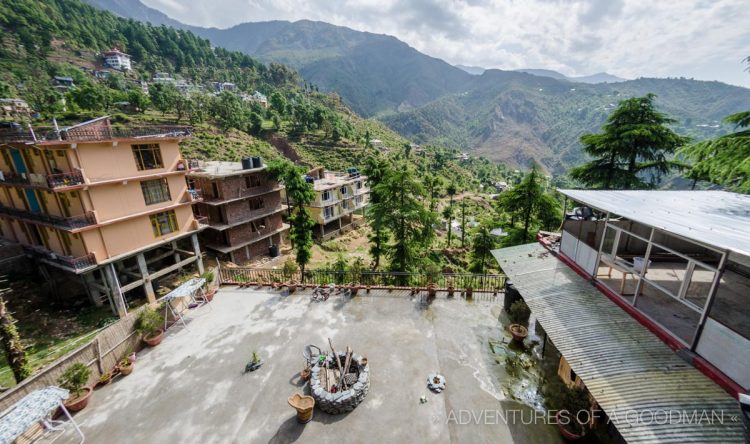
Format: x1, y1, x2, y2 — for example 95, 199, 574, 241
0, 117, 204, 317
188, 159, 288, 264
103, 48, 132, 71
298, 167, 369, 240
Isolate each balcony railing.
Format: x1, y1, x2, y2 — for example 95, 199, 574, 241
23, 245, 96, 271
0, 169, 85, 189
202, 184, 281, 204
0, 205, 96, 230
0, 125, 191, 144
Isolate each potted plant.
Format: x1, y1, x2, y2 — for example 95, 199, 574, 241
58, 363, 93, 412
554, 386, 592, 441
98, 370, 113, 386
427, 283, 438, 298
508, 299, 531, 342
447, 285, 455, 297
137, 306, 164, 347
465, 286, 473, 299
118, 356, 134, 376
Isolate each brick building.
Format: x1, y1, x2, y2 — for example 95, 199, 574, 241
188, 159, 288, 264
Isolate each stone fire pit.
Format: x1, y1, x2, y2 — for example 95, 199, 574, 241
310, 352, 369, 414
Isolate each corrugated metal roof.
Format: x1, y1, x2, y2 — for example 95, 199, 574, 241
558, 190, 750, 257
493, 243, 746, 444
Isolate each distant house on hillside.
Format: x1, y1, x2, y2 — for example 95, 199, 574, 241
52, 76, 75, 91
153, 72, 175, 84
103, 48, 132, 71
247, 91, 268, 108
0, 98, 30, 119
369, 139, 384, 149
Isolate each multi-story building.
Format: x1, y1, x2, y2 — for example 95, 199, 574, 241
300, 167, 369, 240
0, 116, 204, 317
188, 159, 288, 264
103, 48, 132, 71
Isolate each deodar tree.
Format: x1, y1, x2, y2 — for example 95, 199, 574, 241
269, 161, 315, 281
570, 94, 689, 189
0, 280, 31, 384
680, 57, 750, 192
497, 165, 560, 244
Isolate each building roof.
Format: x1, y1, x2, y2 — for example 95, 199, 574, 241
558, 189, 750, 258
492, 243, 745, 444
188, 160, 266, 179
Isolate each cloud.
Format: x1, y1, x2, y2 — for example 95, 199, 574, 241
142, 0, 750, 87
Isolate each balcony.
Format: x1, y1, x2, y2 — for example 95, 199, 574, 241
0, 205, 97, 230
0, 169, 85, 189
23, 245, 96, 271
0, 125, 191, 144
201, 184, 282, 205
207, 205, 285, 230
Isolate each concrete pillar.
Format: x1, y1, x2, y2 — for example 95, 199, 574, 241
172, 241, 180, 264
82, 272, 104, 307
104, 264, 127, 318
192, 233, 205, 274
137, 253, 157, 305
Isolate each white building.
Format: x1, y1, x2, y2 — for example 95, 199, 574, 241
103, 48, 132, 71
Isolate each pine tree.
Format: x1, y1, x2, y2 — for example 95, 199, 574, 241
471, 226, 495, 273
445, 182, 457, 247
570, 94, 689, 189
498, 166, 560, 243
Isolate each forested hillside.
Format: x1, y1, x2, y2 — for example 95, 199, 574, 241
382, 70, 750, 172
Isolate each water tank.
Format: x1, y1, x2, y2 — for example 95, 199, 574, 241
251, 156, 262, 168
269, 244, 279, 257
304, 176, 314, 184
241, 157, 252, 170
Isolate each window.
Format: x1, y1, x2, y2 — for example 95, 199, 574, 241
249, 198, 264, 210
356, 181, 362, 190
341, 186, 348, 195
245, 175, 262, 189
324, 206, 334, 219
141, 179, 171, 205
322, 190, 331, 201
132, 144, 163, 170
149, 210, 178, 237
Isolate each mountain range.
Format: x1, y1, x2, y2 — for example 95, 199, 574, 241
84, 0, 750, 173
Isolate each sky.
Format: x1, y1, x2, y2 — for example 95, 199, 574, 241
142, 0, 750, 88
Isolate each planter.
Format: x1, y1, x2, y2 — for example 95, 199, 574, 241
143, 329, 164, 347
300, 367, 311, 381
555, 411, 587, 441
366, 286, 371, 293
205, 289, 216, 302
64, 387, 93, 412
350, 286, 359, 296
129, 352, 137, 363
288, 394, 315, 424
465, 287, 473, 299
118, 362, 134, 376
98, 373, 113, 387
447, 286, 455, 297
427, 284, 437, 298
509, 324, 528, 342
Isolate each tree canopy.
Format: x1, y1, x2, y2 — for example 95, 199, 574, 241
570, 94, 689, 189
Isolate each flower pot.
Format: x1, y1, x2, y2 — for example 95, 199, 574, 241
143, 329, 164, 347
98, 374, 113, 387
465, 287, 473, 299
351, 286, 359, 296
119, 362, 134, 376
301, 367, 311, 381
447, 286, 455, 297
427, 284, 437, 298
64, 386, 93, 412
205, 290, 216, 302
129, 352, 137, 363
366, 286, 371, 293
555, 411, 587, 441
288, 394, 315, 424
509, 324, 528, 342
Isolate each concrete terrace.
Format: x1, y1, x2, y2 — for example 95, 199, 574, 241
56, 288, 561, 444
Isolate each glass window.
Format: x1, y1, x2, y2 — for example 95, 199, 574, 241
149, 210, 178, 237
341, 186, 348, 195
132, 144, 163, 170
141, 178, 171, 205
322, 190, 331, 201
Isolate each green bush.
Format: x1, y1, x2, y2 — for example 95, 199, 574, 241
58, 362, 91, 397
508, 299, 531, 325
136, 306, 162, 334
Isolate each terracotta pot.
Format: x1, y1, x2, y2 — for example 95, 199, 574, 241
205, 290, 215, 302
64, 386, 93, 412
427, 284, 437, 298
129, 352, 137, 363
366, 286, 371, 293
288, 394, 315, 424
98, 374, 113, 387
143, 329, 164, 347
301, 367, 311, 381
119, 362, 134, 376
509, 324, 528, 342
465, 287, 473, 299
555, 411, 587, 441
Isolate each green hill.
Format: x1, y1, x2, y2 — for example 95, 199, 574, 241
381, 70, 750, 173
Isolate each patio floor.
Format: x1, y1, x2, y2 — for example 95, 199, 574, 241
54, 288, 561, 444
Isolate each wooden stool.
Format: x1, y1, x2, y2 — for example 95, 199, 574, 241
288, 394, 315, 424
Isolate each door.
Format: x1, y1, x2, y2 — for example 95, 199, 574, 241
24, 189, 41, 213
10, 149, 26, 174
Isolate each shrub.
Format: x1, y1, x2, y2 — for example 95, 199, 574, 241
508, 299, 531, 325
282, 258, 299, 279
200, 271, 215, 284
58, 363, 91, 397
136, 306, 162, 334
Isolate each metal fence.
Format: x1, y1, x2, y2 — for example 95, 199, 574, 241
219, 268, 506, 292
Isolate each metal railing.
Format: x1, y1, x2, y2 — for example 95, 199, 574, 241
202, 184, 281, 204
23, 246, 96, 271
0, 169, 85, 188
219, 268, 505, 291
0, 205, 96, 230
0, 125, 191, 144
46, 170, 85, 188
